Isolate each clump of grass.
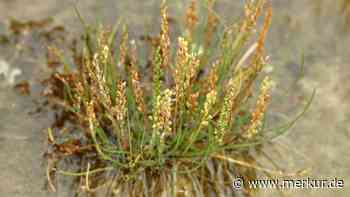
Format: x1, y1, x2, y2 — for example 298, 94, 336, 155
43, 0, 312, 196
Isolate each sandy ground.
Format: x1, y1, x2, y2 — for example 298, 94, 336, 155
0, 0, 349, 196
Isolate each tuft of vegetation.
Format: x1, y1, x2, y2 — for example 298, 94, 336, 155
43, 0, 313, 196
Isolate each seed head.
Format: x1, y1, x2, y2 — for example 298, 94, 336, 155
216, 73, 242, 143
119, 26, 128, 67
243, 76, 271, 139
160, 1, 170, 68
174, 37, 190, 99
200, 89, 217, 128
152, 89, 174, 136
204, 0, 218, 48
112, 81, 127, 122
130, 67, 146, 113
185, 0, 198, 38
93, 54, 110, 105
